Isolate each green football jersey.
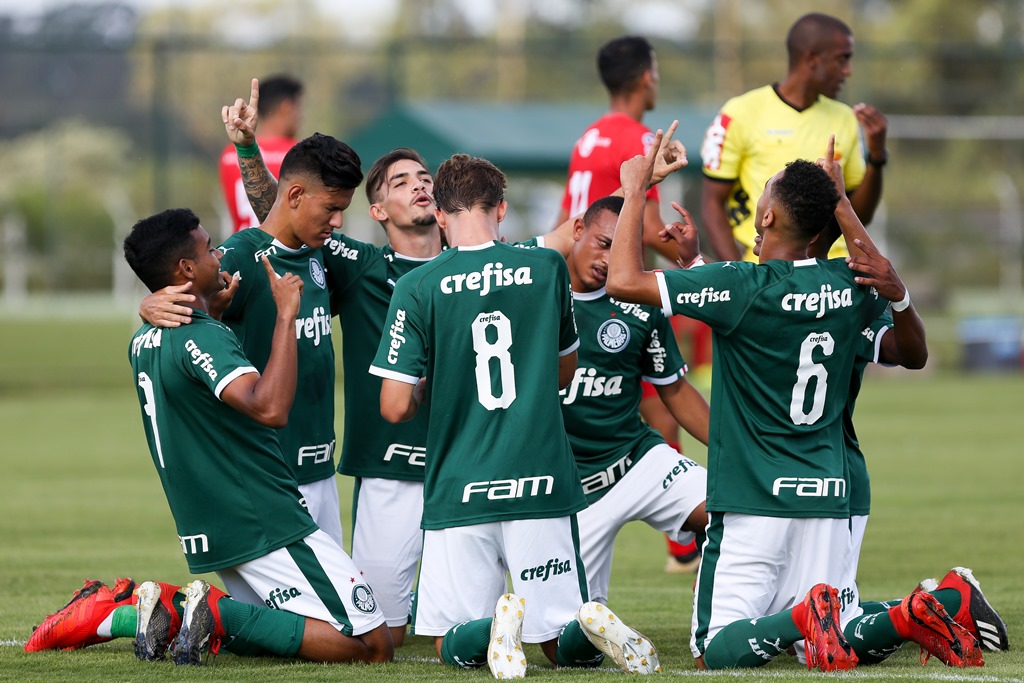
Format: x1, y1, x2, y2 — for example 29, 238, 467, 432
219, 229, 336, 486
657, 258, 888, 518
370, 241, 587, 530
562, 287, 686, 503
846, 311, 894, 516
128, 312, 318, 574
323, 234, 433, 481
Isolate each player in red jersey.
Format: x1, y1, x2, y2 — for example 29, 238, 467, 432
558, 36, 702, 571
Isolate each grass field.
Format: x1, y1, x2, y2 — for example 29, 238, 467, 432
1, 314, 1022, 682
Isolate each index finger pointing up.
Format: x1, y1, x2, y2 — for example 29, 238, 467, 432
249, 78, 260, 110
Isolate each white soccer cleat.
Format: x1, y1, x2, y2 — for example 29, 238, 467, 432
576, 602, 661, 674
488, 593, 527, 680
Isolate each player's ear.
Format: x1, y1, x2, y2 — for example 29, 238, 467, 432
496, 200, 508, 223
369, 202, 388, 222
285, 182, 304, 208
178, 257, 196, 281
572, 217, 586, 242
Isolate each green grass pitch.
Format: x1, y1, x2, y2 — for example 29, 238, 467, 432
1, 316, 1021, 681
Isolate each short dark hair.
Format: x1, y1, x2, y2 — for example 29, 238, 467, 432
365, 148, 431, 203
258, 74, 303, 117
279, 133, 363, 191
123, 208, 201, 293
583, 195, 625, 226
772, 160, 841, 239
786, 13, 852, 66
433, 154, 506, 214
597, 36, 654, 95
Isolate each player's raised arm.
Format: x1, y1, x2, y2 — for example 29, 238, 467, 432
222, 78, 278, 223
220, 256, 302, 427
540, 121, 687, 258
819, 135, 871, 259
606, 130, 664, 306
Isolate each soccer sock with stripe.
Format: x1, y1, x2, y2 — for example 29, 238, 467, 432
701, 609, 803, 669
555, 619, 604, 667
844, 589, 961, 665
842, 609, 904, 664
439, 618, 491, 669
217, 597, 305, 658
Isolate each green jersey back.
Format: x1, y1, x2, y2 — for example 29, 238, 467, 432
846, 312, 893, 516
657, 258, 888, 518
563, 288, 686, 503
370, 242, 587, 530
219, 229, 335, 486
128, 312, 318, 574
323, 234, 433, 481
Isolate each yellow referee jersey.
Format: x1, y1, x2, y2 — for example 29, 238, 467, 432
701, 85, 866, 261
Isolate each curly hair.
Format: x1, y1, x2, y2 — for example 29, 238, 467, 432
123, 208, 202, 293
771, 160, 841, 239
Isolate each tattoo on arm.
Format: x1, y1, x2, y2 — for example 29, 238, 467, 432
239, 152, 278, 223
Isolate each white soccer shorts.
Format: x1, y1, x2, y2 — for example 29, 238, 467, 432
415, 516, 589, 642
216, 528, 386, 637
578, 443, 707, 603
298, 476, 344, 548
351, 477, 424, 627
691, 513, 856, 659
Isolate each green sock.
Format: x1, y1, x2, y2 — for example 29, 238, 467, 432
439, 618, 491, 669
703, 609, 802, 669
843, 610, 904, 664
555, 619, 603, 668
110, 605, 138, 638
858, 600, 898, 615
929, 588, 961, 619
217, 597, 305, 658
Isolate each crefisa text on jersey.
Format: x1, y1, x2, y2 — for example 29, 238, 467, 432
440, 262, 533, 296
295, 306, 332, 346
781, 285, 853, 319
676, 287, 731, 307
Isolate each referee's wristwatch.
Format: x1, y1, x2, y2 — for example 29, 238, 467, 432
866, 149, 889, 168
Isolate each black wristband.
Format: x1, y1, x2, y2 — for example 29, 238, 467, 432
867, 149, 888, 167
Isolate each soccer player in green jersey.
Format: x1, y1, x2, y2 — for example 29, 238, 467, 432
806, 217, 1010, 659
371, 154, 661, 677
141, 130, 362, 550
554, 194, 711, 605
26, 208, 394, 665
607, 134, 982, 671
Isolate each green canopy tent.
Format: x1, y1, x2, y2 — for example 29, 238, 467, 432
347, 101, 719, 175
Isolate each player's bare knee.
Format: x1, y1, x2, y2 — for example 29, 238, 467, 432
361, 624, 395, 663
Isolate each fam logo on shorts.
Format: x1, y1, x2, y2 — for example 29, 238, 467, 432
309, 258, 326, 289
352, 584, 377, 614
597, 318, 630, 353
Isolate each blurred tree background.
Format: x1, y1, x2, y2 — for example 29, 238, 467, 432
1, 0, 1023, 324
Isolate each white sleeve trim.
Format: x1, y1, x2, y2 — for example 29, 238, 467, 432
641, 369, 685, 386
559, 338, 581, 357
873, 325, 897, 367
654, 270, 673, 317
214, 366, 258, 400
535, 235, 546, 249
369, 365, 421, 385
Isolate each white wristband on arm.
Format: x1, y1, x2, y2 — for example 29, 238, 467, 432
891, 290, 911, 312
